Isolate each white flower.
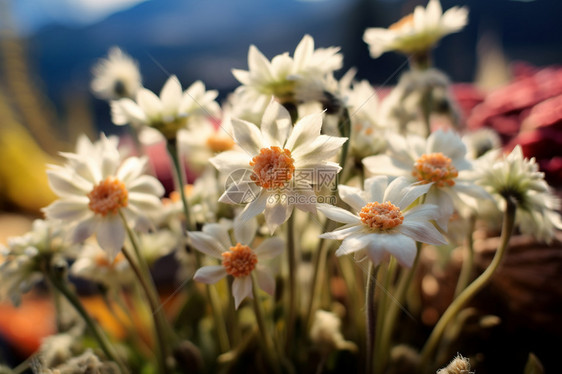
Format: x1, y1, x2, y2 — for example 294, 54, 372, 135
363, 129, 489, 230
232, 34, 342, 104
210, 99, 347, 232
477, 145, 562, 243
111, 75, 220, 141
91, 47, 142, 100
43, 134, 164, 259
363, 0, 468, 58
70, 242, 133, 287
318, 176, 447, 267
0, 219, 74, 306
178, 113, 237, 172
309, 310, 357, 354
188, 219, 284, 309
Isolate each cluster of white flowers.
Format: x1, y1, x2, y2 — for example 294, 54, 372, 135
2, 1, 560, 373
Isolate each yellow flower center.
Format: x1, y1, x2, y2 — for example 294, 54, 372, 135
389, 13, 414, 31
206, 134, 235, 153
412, 152, 458, 187
250, 146, 295, 189
87, 177, 128, 216
222, 243, 258, 278
360, 202, 404, 230
95, 252, 125, 268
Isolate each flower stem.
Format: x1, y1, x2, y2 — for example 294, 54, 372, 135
378, 242, 422, 372
373, 258, 396, 374
46, 271, 128, 373
419, 198, 517, 370
285, 213, 298, 352
119, 213, 172, 374
166, 140, 193, 231
251, 273, 281, 374
454, 215, 476, 297
365, 263, 380, 374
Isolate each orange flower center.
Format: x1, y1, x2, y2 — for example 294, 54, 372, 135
87, 177, 128, 216
206, 134, 235, 153
222, 243, 258, 278
249, 146, 295, 189
389, 13, 414, 31
360, 202, 404, 230
412, 152, 458, 187
95, 252, 125, 268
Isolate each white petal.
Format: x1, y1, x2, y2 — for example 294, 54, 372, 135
72, 216, 97, 243
110, 99, 146, 125
237, 192, 268, 224
233, 215, 257, 246
384, 177, 431, 210
127, 175, 165, 196
264, 199, 293, 233
366, 233, 417, 268
194, 266, 227, 284
43, 199, 90, 221
317, 204, 360, 224
285, 112, 323, 152
160, 75, 183, 115
425, 188, 454, 231
427, 129, 467, 162
260, 99, 292, 147
96, 216, 126, 260
362, 155, 410, 177
319, 225, 363, 240
187, 231, 225, 259
254, 237, 285, 260
364, 176, 389, 203
47, 169, 91, 197
209, 150, 252, 175
291, 135, 348, 163
293, 34, 313, 72
232, 276, 253, 309
202, 223, 232, 251
231, 118, 263, 155
117, 157, 146, 183
337, 185, 365, 213
137, 88, 163, 118
219, 181, 259, 205
255, 267, 275, 296
334, 233, 375, 256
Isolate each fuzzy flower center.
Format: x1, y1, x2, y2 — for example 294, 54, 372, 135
222, 243, 258, 278
206, 134, 235, 153
360, 202, 404, 230
87, 177, 128, 216
250, 146, 295, 189
412, 152, 458, 187
95, 252, 125, 268
389, 13, 414, 31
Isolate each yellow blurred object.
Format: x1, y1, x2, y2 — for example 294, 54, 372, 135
0, 118, 58, 213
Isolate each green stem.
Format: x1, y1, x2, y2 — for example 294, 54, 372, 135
166, 140, 193, 231
46, 272, 128, 373
119, 213, 171, 374
251, 273, 281, 374
207, 284, 231, 353
419, 199, 516, 370
365, 263, 379, 374
378, 242, 422, 372
373, 259, 395, 374
454, 215, 476, 297
304, 222, 330, 331
285, 213, 298, 352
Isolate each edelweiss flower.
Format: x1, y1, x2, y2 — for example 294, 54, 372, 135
318, 176, 446, 267
0, 219, 74, 306
210, 99, 347, 232
70, 242, 133, 287
363, 129, 488, 230
232, 34, 342, 105
363, 0, 468, 59
91, 47, 142, 100
477, 145, 562, 243
43, 134, 164, 259
111, 75, 220, 141
188, 219, 284, 309
178, 113, 237, 172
